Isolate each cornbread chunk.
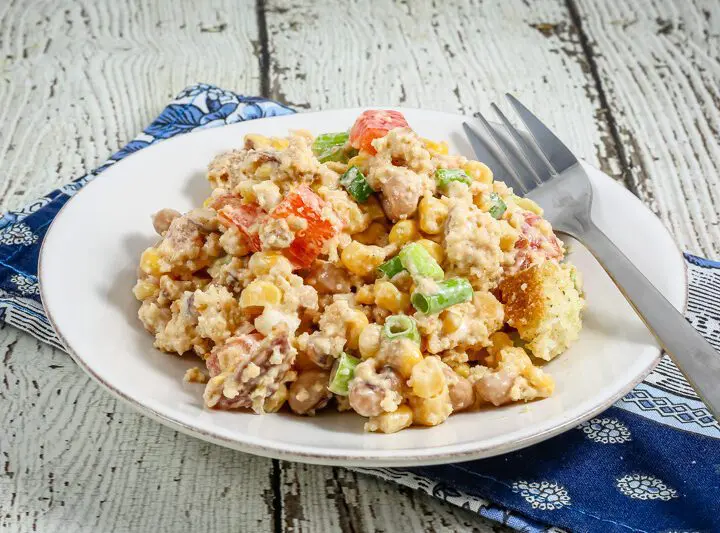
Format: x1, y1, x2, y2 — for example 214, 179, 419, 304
499, 261, 583, 361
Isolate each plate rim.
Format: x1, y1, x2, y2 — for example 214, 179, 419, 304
38, 107, 689, 466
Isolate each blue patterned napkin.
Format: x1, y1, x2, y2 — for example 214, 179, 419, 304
1, 84, 718, 533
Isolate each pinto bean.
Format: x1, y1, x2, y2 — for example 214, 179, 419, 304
288, 370, 332, 415
348, 363, 401, 417
380, 170, 422, 222
449, 375, 475, 411
473, 368, 518, 407
442, 367, 475, 412
152, 208, 181, 235
302, 261, 353, 295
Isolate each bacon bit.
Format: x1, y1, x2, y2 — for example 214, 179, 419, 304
206, 333, 264, 377
512, 212, 563, 272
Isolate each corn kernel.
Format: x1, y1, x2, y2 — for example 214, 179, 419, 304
499, 229, 518, 252
347, 153, 370, 173
324, 161, 349, 174
240, 280, 283, 308
264, 384, 288, 413
417, 239, 444, 264
365, 404, 414, 433
248, 252, 292, 276
271, 138, 289, 150
340, 241, 385, 277
409, 356, 446, 398
441, 309, 463, 335
237, 181, 257, 203
244, 134, 271, 149
488, 331, 514, 358
418, 196, 448, 235
374, 281, 410, 313
409, 390, 452, 426
140, 248, 163, 277
454, 363, 471, 379
513, 195, 543, 215
344, 202, 369, 235
359, 324, 382, 359
255, 162, 274, 179
473, 291, 503, 319
355, 284, 375, 305
346, 310, 369, 350
360, 195, 385, 221
463, 160, 493, 184
133, 279, 159, 300
390, 340, 424, 379
421, 138, 449, 156
354, 222, 387, 245
389, 219, 419, 245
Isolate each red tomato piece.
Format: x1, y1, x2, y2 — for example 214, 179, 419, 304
213, 195, 265, 252
270, 185, 336, 268
349, 110, 409, 154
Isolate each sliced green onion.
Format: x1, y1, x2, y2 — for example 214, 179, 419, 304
399, 242, 444, 281
411, 278, 473, 314
339, 167, 374, 203
488, 193, 507, 219
377, 255, 405, 278
383, 315, 420, 344
312, 132, 350, 163
435, 168, 471, 190
328, 352, 360, 396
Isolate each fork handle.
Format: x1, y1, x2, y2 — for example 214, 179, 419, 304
579, 222, 720, 419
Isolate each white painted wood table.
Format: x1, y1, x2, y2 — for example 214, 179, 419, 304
1, 0, 718, 531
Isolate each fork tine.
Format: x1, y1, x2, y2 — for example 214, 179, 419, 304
505, 93, 578, 173
461, 122, 519, 190
490, 103, 554, 185
472, 111, 540, 195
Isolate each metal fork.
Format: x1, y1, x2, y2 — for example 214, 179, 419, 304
463, 94, 720, 418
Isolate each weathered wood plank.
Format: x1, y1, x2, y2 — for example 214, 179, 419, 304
574, 0, 720, 258
280, 462, 504, 533
265, 0, 624, 177
0, 1, 279, 532
0, 324, 276, 533
0, 0, 262, 211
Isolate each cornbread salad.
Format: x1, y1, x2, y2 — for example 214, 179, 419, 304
133, 110, 584, 433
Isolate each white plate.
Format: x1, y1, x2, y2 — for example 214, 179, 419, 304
39, 108, 686, 466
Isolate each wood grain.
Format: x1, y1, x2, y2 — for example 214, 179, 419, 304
0, 324, 275, 533
265, 0, 624, 177
0, 0, 262, 211
280, 463, 503, 532
574, 0, 720, 258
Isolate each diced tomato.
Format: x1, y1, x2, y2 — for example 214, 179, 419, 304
349, 110, 409, 154
213, 195, 264, 252
270, 185, 336, 268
